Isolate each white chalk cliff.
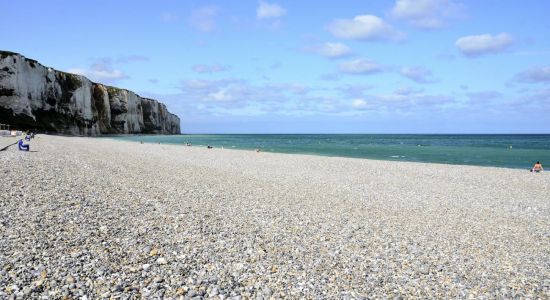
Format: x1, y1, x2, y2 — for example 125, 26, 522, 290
0, 51, 180, 135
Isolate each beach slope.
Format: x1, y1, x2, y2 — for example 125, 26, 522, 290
1, 135, 549, 298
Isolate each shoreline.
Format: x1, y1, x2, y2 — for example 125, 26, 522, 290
1, 135, 549, 298
103, 134, 544, 171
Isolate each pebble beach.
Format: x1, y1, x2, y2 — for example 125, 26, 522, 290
1, 135, 549, 299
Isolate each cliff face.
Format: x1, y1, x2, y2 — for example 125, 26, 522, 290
0, 51, 180, 135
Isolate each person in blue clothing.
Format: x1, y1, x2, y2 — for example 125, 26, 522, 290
18, 139, 30, 151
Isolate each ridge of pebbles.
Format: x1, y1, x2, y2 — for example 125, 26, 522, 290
1, 135, 549, 299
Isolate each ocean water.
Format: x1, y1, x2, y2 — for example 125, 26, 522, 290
109, 134, 550, 169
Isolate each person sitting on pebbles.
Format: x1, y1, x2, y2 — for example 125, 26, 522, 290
18, 139, 30, 151
531, 161, 544, 173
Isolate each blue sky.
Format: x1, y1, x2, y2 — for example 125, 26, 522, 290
2, 0, 550, 133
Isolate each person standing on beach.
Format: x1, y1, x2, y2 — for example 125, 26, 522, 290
531, 161, 543, 172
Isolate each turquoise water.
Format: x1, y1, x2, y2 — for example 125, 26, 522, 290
110, 134, 550, 169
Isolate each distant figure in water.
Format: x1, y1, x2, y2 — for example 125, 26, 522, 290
140, 140, 143, 144
531, 161, 544, 173
256, 148, 261, 153
207, 145, 213, 149
186, 142, 191, 146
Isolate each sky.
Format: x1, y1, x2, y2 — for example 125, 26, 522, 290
1, 0, 550, 133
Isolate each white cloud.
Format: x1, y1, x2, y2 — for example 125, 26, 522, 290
257, 1, 286, 19
208, 89, 236, 102
455, 33, 513, 57
192, 64, 230, 73
400, 66, 437, 83
509, 88, 550, 111
311, 42, 353, 58
176, 78, 331, 116
67, 60, 129, 84
352, 88, 456, 113
68, 68, 128, 83
327, 15, 404, 41
170, 76, 464, 119
528, 89, 550, 104
182, 79, 236, 91
183, 79, 208, 89
339, 58, 384, 74
190, 6, 220, 32
180, 78, 289, 106
184, 79, 250, 104
391, 0, 464, 29
515, 66, 550, 83
66, 55, 150, 84
296, 96, 343, 114
373, 92, 453, 109
352, 99, 369, 110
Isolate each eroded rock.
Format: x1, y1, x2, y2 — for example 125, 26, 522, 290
0, 51, 180, 135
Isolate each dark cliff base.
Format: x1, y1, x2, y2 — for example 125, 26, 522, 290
0, 106, 90, 134
0, 107, 37, 131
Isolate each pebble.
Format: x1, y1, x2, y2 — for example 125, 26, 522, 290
0, 135, 548, 299
156, 257, 167, 265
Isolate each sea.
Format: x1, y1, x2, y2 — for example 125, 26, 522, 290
110, 134, 550, 170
